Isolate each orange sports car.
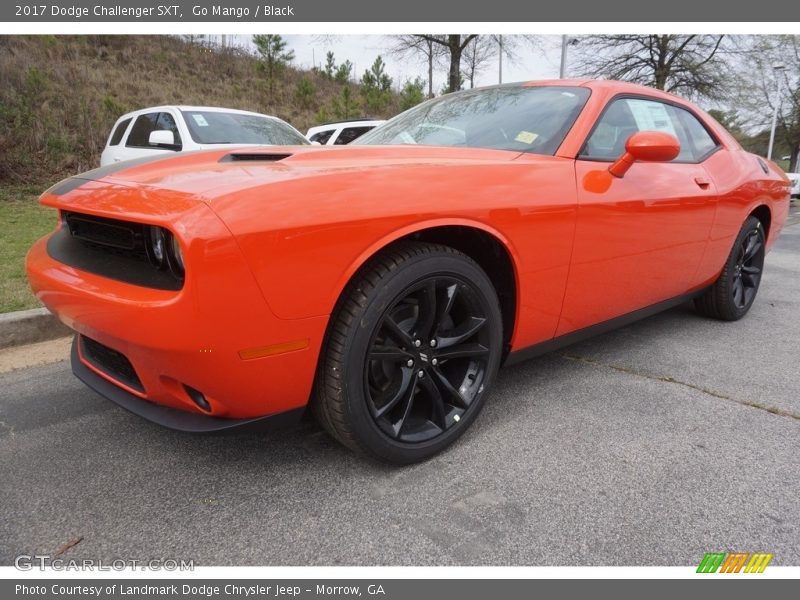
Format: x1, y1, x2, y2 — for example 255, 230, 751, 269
27, 80, 790, 463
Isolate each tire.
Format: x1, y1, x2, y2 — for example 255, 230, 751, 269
312, 242, 503, 464
695, 215, 766, 321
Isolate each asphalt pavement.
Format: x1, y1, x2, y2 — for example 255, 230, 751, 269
1, 209, 798, 566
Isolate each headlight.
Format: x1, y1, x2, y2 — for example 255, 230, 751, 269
169, 234, 184, 276
147, 226, 167, 268
146, 226, 184, 278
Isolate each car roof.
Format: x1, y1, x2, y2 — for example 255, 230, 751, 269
116, 105, 283, 121
514, 78, 694, 104
399, 79, 699, 113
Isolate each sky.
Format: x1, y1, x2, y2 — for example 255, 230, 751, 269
219, 34, 566, 91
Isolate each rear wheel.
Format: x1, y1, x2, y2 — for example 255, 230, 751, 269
313, 242, 503, 464
695, 215, 766, 321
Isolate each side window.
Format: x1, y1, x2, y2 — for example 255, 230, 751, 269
156, 112, 182, 147
582, 98, 714, 162
676, 109, 718, 160
108, 117, 132, 146
127, 112, 182, 148
309, 130, 334, 145
126, 113, 160, 148
334, 126, 373, 145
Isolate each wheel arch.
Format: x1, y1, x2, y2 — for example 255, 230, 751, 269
329, 219, 521, 353
749, 204, 771, 240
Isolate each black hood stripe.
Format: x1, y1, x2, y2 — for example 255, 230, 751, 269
46, 151, 210, 196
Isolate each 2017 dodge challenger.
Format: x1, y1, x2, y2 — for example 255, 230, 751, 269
26, 80, 791, 463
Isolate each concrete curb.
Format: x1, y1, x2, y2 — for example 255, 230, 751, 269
0, 308, 71, 349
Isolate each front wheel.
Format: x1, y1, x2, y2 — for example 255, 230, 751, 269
695, 215, 766, 321
313, 242, 503, 464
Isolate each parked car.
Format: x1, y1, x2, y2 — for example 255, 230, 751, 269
787, 172, 800, 198
29, 80, 789, 464
100, 106, 308, 166
306, 119, 385, 145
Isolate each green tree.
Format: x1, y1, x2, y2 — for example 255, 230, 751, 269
252, 34, 295, 104
314, 106, 331, 124
334, 60, 353, 84
331, 86, 358, 120
400, 77, 425, 111
360, 56, 393, 112
324, 51, 336, 79
295, 77, 317, 109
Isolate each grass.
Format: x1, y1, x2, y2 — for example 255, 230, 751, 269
0, 184, 57, 312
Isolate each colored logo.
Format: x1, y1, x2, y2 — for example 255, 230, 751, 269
697, 552, 773, 573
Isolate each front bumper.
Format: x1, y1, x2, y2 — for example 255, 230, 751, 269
27, 206, 328, 422
71, 336, 305, 432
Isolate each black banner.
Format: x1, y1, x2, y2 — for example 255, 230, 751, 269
2, 0, 799, 22
4, 579, 800, 600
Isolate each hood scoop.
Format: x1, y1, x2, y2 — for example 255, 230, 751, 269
220, 152, 292, 163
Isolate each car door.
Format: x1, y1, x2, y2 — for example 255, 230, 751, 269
118, 111, 183, 162
556, 96, 720, 335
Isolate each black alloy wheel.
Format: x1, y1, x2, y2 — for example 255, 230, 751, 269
365, 276, 491, 443
731, 225, 765, 310
695, 215, 766, 321
313, 242, 503, 464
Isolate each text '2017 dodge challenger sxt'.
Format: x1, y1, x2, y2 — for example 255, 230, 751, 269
27, 80, 791, 463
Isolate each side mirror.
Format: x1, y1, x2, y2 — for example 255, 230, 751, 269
149, 130, 178, 149
609, 131, 681, 178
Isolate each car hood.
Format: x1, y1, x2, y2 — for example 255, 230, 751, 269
51, 145, 526, 202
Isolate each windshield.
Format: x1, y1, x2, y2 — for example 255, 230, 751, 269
356, 85, 590, 155
180, 111, 309, 145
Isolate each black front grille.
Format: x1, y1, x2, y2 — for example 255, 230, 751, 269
65, 212, 148, 259
80, 335, 144, 393
48, 212, 183, 291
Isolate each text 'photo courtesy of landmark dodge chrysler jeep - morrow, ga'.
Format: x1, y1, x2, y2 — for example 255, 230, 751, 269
27, 80, 790, 464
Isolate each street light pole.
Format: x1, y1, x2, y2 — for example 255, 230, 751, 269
560, 35, 568, 79
498, 35, 503, 84
767, 63, 786, 161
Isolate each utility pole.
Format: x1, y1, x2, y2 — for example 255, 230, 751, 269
767, 64, 786, 161
559, 35, 568, 79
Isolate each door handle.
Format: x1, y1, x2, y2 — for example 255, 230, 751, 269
694, 176, 710, 189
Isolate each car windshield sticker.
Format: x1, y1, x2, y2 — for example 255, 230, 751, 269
191, 114, 209, 127
515, 131, 539, 144
626, 99, 677, 136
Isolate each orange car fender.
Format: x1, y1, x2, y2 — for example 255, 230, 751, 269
328, 215, 523, 329
695, 150, 789, 288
